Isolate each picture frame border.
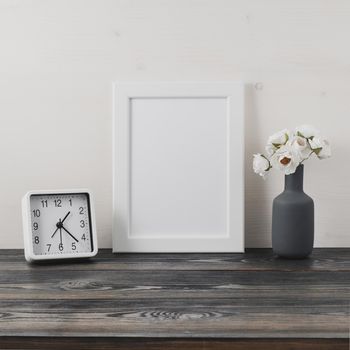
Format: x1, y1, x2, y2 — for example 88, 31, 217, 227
112, 81, 244, 252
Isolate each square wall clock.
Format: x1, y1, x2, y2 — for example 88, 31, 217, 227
113, 82, 244, 252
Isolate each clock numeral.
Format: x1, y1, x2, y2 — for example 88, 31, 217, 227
33, 222, 38, 230
81, 234, 86, 241
79, 207, 84, 215
41, 200, 48, 208
54, 199, 62, 207
72, 242, 76, 250
34, 236, 39, 244
69, 199, 72, 206
32, 209, 40, 217
59, 243, 64, 251
80, 220, 85, 228
46, 244, 51, 252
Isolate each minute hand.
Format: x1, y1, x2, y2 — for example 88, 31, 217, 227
61, 226, 79, 242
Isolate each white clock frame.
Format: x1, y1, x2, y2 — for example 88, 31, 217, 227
22, 189, 98, 262
113, 82, 244, 252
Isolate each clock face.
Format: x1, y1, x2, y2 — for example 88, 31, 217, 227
30, 193, 93, 256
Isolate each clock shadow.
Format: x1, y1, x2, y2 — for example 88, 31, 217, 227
27, 258, 96, 266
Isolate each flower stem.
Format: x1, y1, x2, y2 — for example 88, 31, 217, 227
300, 139, 315, 164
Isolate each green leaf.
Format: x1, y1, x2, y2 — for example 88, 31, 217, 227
313, 147, 322, 155
272, 143, 281, 148
285, 133, 289, 143
297, 131, 305, 138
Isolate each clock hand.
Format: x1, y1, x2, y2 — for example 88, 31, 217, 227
61, 211, 70, 224
51, 227, 59, 238
59, 226, 62, 246
61, 226, 79, 243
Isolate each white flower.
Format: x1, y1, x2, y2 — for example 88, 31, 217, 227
253, 154, 270, 178
270, 142, 302, 175
309, 137, 331, 159
295, 125, 320, 139
291, 135, 312, 160
265, 129, 290, 156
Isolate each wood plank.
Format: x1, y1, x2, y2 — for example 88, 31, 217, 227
0, 269, 348, 299
0, 269, 348, 285
0, 299, 348, 338
0, 284, 347, 300
0, 337, 348, 350
0, 249, 349, 272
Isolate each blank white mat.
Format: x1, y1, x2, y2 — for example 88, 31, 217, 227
130, 97, 227, 238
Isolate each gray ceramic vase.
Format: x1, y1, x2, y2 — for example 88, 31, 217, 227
272, 164, 314, 259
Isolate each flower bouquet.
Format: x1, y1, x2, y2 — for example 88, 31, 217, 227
253, 125, 331, 178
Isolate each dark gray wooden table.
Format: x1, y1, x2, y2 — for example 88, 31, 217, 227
0, 249, 349, 349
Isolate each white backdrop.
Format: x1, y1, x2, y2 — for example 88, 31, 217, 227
0, 0, 349, 248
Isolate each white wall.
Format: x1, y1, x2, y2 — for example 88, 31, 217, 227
0, 0, 349, 248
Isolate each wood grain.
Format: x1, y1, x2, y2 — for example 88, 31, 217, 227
0, 248, 349, 271
0, 249, 348, 348
0, 337, 348, 350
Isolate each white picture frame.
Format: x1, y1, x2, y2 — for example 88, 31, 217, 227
113, 82, 244, 252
